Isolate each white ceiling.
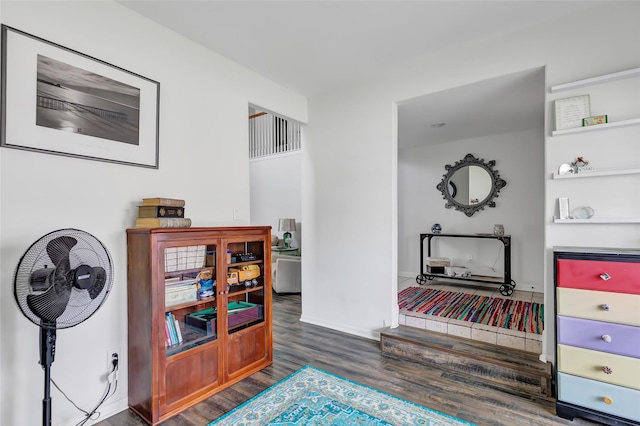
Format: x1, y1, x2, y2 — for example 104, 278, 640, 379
398, 67, 545, 149
117, 1, 603, 147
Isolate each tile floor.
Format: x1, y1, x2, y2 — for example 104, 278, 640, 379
398, 276, 544, 354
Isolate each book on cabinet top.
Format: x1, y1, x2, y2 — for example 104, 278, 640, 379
135, 217, 192, 228
141, 197, 185, 207
138, 205, 185, 218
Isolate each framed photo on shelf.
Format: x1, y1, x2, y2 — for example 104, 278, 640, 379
1, 25, 160, 168
554, 95, 590, 131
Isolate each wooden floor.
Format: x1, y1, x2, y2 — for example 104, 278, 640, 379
99, 293, 596, 426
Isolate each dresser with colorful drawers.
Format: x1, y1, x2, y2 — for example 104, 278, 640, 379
554, 247, 640, 425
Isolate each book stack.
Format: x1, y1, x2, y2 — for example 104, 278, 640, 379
165, 312, 183, 347
135, 197, 192, 228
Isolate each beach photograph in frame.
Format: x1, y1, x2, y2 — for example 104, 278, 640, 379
1, 25, 160, 168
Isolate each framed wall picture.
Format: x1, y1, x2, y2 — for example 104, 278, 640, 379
554, 95, 590, 131
1, 25, 160, 168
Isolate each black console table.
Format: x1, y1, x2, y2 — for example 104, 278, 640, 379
417, 233, 515, 296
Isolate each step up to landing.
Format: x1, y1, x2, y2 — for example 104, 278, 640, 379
380, 325, 554, 405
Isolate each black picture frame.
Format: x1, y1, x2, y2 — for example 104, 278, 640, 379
1, 25, 160, 168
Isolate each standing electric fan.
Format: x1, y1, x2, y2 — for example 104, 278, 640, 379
13, 229, 114, 426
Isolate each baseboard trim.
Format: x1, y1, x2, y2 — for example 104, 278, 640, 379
59, 396, 128, 426
299, 315, 379, 341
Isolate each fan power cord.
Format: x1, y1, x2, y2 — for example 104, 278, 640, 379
50, 358, 119, 426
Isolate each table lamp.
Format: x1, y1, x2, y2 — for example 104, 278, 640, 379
278, 218, 296, 248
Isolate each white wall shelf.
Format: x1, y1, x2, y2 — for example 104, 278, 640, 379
550, 67, 640, 93
552, 168, 640, 179
552, 118, 640, 136
553, 217, 640, 224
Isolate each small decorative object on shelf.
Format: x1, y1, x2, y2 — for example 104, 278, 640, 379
557, 163, 574, 175
582, 115, 608, 126
493, 224, 505, 236
571, 206, 594, 220
196, 268, 215, 300
431, 223, 442, 234
558, 197, 571, 220
570, 156, 594, 173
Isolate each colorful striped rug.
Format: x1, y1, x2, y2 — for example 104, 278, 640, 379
398, 287, 544, 334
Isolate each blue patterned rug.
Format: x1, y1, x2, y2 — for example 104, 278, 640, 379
208, 365, 474, 425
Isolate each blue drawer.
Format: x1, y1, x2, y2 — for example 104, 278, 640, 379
558, 372, 640, 422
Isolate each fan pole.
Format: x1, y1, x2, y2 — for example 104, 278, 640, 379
40, 327, 56, 426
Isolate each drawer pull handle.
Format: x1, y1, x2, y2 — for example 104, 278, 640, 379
603, 396, 613, 405
600, 273, 611, 281
602, 366, 613, 375
601, 304, 611, 311
601, 334, 612, 343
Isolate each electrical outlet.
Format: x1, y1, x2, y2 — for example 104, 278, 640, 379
466, 254, 473, 262
107, 347, 120, 371
233, 208, 240, 221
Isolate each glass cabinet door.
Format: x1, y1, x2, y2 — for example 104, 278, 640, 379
162, 242, 219, 357
224, 239, 267, 335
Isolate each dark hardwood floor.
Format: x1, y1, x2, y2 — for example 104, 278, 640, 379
99, 293, 596, 426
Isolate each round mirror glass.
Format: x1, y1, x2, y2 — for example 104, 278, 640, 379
449, 165, 493, 206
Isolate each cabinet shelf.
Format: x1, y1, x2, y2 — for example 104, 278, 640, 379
553, 217, 640, 224
227, 285, 264, 296
550, 67, 640, 93
551, 118, 640, 136
166, 297, 216, 312
166, 326, 217, 357
228, 259, 264, 268
552, 168, 640, 179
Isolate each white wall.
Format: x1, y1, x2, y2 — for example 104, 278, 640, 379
302, 2, 640, 363
398, 128, 544, 292
249, 152, 302, 246
0, 2, 307, 425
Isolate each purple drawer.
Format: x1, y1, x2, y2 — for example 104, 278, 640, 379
557, 315, 640, 358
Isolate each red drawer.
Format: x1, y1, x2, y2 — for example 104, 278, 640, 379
557, 259, 640, 294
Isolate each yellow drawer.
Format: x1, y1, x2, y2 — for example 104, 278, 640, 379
556, 288, 640, 326
558, 344, 640, 390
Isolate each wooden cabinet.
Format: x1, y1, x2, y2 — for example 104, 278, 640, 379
554, 247, 640, 425
126, 227, 272, 425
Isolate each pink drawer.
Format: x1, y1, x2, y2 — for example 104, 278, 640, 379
557, 316, 640, 358
557, 259, 640, 294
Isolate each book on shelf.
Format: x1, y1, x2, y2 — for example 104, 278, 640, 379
138, 205, 185, 218
142, 197, 185, 207
135, 217, 192, 228
165, 314, 175, 346
164, 320, 171, 346
174, 317, 183, 343
166, 313, 183, 346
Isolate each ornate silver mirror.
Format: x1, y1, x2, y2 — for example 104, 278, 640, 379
436, 153, 507, 217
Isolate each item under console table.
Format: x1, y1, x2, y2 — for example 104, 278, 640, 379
416, 233, 515, 296
554, 246, 640, 426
